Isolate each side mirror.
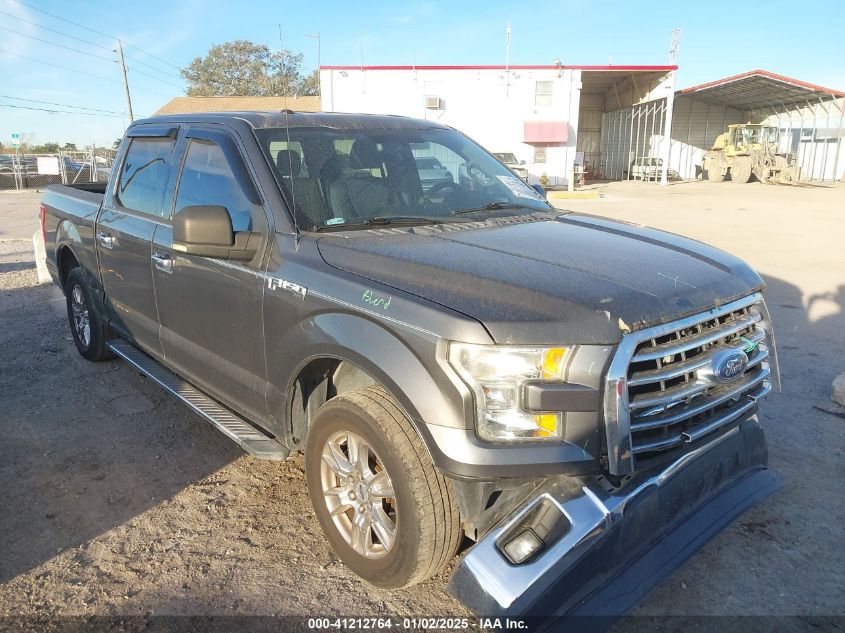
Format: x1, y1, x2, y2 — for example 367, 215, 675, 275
172, 205, 260, 261
531, 183, 547, 199
519, 160, 527, 165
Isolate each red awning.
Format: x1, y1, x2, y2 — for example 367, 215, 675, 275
524, 121, 567, 143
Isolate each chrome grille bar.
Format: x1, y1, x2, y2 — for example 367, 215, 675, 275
631, 310, 761, 363
627, 332, 766, 387
630, 364, 771, 432
602, 292, 779, 476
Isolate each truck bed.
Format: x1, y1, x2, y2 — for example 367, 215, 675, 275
43, 183, 104, 225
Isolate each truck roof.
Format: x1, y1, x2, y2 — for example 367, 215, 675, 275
131, 111, 452, 131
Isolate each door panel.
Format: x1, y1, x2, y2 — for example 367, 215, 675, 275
98, 133, 176, 358
152, 224, 270, 425
150, 129, 271, 426
97, 211, 161, 355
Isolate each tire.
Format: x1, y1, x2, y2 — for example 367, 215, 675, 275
730, 157, 753, 183
706, 162, 725, 182
305, 385, 461, 589
65, 267, 114, 361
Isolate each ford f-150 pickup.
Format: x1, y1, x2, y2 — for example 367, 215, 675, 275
40, 111, 781, 622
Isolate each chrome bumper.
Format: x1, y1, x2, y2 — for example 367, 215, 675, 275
447, 417, 781, 619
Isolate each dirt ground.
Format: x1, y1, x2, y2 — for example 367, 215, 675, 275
1, 181, 844, 630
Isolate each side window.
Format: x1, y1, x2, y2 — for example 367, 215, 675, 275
116, 138, 172, 217
175, 139, 255, 232
535, 81, 553, 107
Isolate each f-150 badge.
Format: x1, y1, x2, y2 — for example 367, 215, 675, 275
267, 277, 307, 299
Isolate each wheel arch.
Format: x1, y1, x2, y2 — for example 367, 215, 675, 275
278, 315, 472, 459
56, 243, 80, 290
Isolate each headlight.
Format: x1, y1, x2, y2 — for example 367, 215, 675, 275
448, 343, 569, 442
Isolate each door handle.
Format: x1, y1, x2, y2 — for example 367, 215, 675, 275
96, 232, 115, 249
151, 252, 174, 274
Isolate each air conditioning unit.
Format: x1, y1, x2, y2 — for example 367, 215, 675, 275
425, 96, 442, 110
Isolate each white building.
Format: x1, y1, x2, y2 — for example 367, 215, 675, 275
321, 66, 845, 185
320, 64, 675, 186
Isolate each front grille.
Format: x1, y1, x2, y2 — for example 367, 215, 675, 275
603, 293, 777, 474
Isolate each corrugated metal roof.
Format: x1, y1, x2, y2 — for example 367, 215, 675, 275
154, 95, 322, 115
321, 64, 677, 71
678, 70, 845, 109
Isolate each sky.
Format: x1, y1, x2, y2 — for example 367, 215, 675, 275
1, 0, 843, 148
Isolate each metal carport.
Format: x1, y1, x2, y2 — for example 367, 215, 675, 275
601, 69, 845, 183
671, 70, 845, 182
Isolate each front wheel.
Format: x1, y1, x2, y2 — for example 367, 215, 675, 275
730, 157, 753, 183
305, 386, 461, 588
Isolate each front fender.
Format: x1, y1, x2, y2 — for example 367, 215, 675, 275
269, 311, 474, 434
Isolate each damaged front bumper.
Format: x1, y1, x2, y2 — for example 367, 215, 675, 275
447, 418, 781, 620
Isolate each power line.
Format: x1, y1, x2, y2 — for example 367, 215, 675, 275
123, 42, 182, 72
0, 8, 114, 52
0, 47, 123, 84
0, 47, 174, 98
0, 102, 125, 118
0, 95, 125, 115
1, 6, 183, 85
0, 26, 117, 62
123, 53, 183, 82
125, 65, 183, 89
10, 0, 182, 72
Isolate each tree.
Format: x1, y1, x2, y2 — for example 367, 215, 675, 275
180, 40, 314, 97
298, 70, 320, 96
62, 142, 78, 151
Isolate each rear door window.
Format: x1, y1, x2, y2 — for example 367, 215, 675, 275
116, 138, 173, 217
175, 139, 255, 232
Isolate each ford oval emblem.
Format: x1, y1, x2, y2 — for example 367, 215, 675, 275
713, 350, 749, 382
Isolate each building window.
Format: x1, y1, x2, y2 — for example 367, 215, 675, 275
535, 81, 553, 107
533, 145, 548, 163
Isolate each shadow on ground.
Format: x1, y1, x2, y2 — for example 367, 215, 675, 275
0, 276, 242, 584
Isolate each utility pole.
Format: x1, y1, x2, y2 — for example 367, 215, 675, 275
305, 32, 321, 95
117, 40, 134, 123
505, 22, 511, 97
659, 29, 680, 187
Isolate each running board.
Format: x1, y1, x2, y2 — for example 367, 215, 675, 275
108, 340, 290, 461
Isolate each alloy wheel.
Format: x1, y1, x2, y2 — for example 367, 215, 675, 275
320, 430, 398, 559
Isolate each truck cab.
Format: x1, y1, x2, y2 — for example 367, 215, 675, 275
40, 111, 781, 620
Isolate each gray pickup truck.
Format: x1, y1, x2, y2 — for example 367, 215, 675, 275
40, 111, 781, 621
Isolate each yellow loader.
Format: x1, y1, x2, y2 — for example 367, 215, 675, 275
703, 123, 799, 184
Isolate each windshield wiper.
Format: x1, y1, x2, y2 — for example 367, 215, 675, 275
450, 201, 524, 216
311, 215, 452, 232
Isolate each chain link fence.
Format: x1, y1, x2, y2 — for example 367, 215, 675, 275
0, 149, 116, 190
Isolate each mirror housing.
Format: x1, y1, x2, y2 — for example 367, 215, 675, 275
172, 205, 260, 261
531, 183, 547, 199
519, 159, 527, 165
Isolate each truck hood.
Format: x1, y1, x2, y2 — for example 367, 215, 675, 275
316, 213, 764, 344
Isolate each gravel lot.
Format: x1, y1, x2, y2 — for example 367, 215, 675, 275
1, 181, 844, 630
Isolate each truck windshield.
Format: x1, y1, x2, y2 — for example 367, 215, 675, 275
255, 126, 549, 230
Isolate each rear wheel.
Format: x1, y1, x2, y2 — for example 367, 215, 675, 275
305, 386, 461, 588
730, 157, 753, 183
65, 267, 113, 361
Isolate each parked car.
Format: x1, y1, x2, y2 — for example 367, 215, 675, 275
492, 151, 529, 181
40, 111, 780, 621
414, 156, 454, 191
624, 156, 679, 181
